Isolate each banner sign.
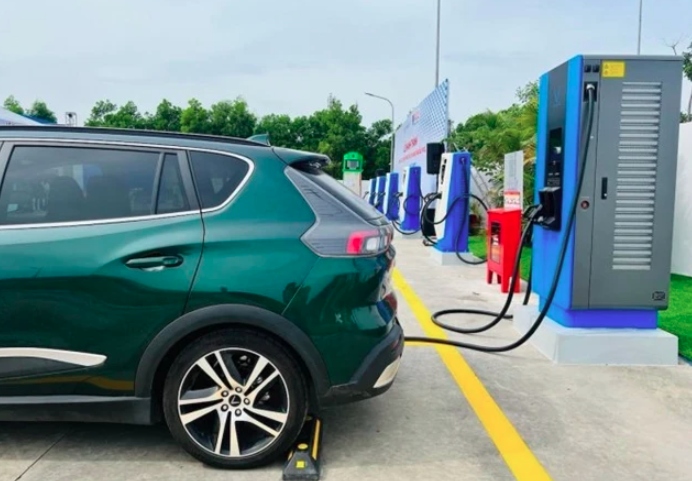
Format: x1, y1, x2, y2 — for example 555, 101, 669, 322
503, 150, 524, 209
392, 80, 450, 196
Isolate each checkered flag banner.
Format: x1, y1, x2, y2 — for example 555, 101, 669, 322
393, 80, 450, 195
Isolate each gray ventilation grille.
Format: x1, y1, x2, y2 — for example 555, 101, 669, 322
612, 81, 661, 271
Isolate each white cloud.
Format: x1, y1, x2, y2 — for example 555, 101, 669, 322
1, 0, 690, 126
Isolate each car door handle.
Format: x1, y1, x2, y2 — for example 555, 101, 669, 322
125, 255, 183, 269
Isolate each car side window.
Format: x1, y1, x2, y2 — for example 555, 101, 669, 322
0, 145, 165, 225
189, 151, 250, 209
156, 153, 190, 214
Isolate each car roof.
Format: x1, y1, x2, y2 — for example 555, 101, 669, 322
0, 125, 331, 167
0, 125, 267, 148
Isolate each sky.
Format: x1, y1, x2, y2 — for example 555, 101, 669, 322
2, 0, 691, 127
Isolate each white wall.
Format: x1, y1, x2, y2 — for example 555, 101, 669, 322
672, 122, 692, 276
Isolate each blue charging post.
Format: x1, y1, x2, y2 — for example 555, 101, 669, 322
398, 165, 423, 234
429, 152, 480, 265
514, 54, 683, 365
375, 176, 387, 213
367, 178, 377, 206
383, 172, 399, 221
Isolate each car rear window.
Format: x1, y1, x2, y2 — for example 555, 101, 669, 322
189, 151, 250, 210
292, 166, 386, 223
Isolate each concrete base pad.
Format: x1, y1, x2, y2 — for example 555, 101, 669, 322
514, 304, 679, 366
429, 248, 484, 266
394, 229, 423, 240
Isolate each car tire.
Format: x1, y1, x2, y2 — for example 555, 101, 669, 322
162, 328, 308, 469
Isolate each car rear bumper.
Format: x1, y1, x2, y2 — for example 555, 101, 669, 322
318, 318, 404, 408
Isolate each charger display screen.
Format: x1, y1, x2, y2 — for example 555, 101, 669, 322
546, 128, 563, 188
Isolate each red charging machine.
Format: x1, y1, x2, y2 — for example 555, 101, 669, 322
486, 207, 522, 293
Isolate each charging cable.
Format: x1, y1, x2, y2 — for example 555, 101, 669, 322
374, 191, 386, 211
431, 204, 541, 335
391, 192, 429, 235
404, 83, 597, 352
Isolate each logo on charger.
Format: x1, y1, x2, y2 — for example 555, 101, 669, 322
550, 88, 564, 108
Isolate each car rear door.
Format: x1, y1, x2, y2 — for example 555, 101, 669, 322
0, 140, 204, 397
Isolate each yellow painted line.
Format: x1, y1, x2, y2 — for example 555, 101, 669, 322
404, 341, 433, 347
393, 268, 552, 481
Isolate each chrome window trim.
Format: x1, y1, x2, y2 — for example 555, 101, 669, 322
0, 348, 106, 367
0, 137, 255, 230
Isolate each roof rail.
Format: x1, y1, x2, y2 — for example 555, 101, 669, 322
0, 125, 270, 147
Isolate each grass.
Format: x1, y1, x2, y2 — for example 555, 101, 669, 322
466, 233, 692, 360
467, 233, 532, 281
659, 275, 692, 361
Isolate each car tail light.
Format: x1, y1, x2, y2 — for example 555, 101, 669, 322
346, 228, 392, 255
286, 168, 393, 257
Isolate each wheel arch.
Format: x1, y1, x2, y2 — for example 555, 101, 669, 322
134, 304, 330, 409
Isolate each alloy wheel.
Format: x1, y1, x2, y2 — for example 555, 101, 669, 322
177, 348, 290, 458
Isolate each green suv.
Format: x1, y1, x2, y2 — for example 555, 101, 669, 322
0, 126, 403, 469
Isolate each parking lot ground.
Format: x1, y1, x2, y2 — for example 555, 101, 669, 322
3, 238, 692, 481
0, 255, 510, 480
393, 238, 692, 481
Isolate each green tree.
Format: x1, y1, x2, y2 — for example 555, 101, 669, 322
3, 95, 24, 115
290, 114, 324, 152
254, 114, 296, 148
682, 112, 692, 123
77, 94, 393, 182
452, 80, 538, 207
85, 100, 150, 129
180, 98, 210, 134
26, 100, 57, 123
208, 98, 257, 138
111, 101, 148, 129
309, 96, 370, 178
150, 99, 182, 132
361, 119, 393, 179
84, 100, 118, 126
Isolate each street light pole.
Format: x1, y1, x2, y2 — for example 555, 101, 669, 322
435, 0, 441, 86
637, 0, 643, 54
365, 92, 396, 173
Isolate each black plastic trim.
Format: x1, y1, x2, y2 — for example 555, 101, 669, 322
0, 142, 11, 192
134, 304, 331, 400
0, 395, 153, 424
319, 319, 404, 408
176, 150, 202, 211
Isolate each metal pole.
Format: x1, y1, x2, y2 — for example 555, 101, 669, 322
390, 107, 395, 173
365, 93, 395, 172
435, 0, 441, 86
637, 0, 643, 54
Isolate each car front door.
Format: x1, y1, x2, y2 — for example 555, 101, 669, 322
0, 140, 204, 397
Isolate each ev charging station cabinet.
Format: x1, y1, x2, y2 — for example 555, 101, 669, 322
430, 152, 477, 265
383, 172, 399, 221
398, 165, 423, 233
367, 178, 377, 206
341, 152, 363, 197
515, 54, 684, 365
375, 175, 387, 213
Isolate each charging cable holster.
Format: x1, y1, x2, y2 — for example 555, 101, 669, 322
536, 187, 561, 231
